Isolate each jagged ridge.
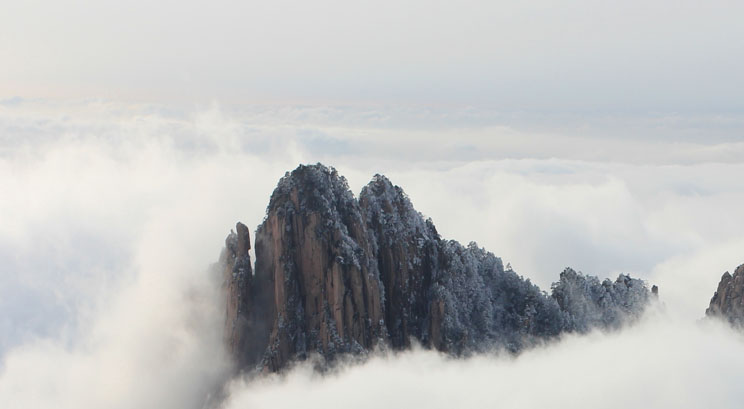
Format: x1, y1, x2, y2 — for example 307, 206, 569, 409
219, 163, 655, 373
707, 263, 744, 326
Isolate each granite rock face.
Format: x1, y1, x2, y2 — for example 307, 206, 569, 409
359, 175, 438, 349
219, 164, 656, 372
707, 264, 744, 326
219, 222, 273, 369
253, 165, 386, 371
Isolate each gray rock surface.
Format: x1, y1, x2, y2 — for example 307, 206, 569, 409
707, 264, 744, 326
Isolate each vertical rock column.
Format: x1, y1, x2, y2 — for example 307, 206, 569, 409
220, 222, 253, 363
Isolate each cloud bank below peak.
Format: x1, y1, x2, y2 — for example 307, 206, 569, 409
223, 315, 744, 409
1, 100, 743, 408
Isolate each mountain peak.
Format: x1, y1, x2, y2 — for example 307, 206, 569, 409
268, 163, 354, 214
707, 263, 744, 326
220, 165, 656, 373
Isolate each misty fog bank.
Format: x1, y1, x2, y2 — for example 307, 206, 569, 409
1, 100, 744, 408
223, 314, 744, 409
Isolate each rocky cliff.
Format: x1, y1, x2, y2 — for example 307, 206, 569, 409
220, 164, 655, 373
706, 263, 744, 326
252, 165, 386, 371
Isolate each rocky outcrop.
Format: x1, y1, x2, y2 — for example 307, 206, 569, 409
219, 222, 250, 356
219, 163, 656, 373
252, 165, 386, 371
360, 175, 566, 353
706, 264, 744, 326
219, 222, 273, 369
359, 175, 438, 349
552, 268, 651, 332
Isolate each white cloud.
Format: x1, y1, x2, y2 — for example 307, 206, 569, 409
0, 100, 743, 408
222, 314, 744, 409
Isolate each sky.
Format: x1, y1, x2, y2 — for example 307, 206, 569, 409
2, 0, 744, 112
1, 1, 744, 408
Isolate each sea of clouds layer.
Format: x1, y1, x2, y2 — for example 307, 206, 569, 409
1, 100, 743, 408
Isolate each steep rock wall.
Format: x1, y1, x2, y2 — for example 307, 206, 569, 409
252, 165, 385, 371
359, 175, 438, 348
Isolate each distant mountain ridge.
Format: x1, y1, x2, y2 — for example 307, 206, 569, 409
217, 163, 655, 373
